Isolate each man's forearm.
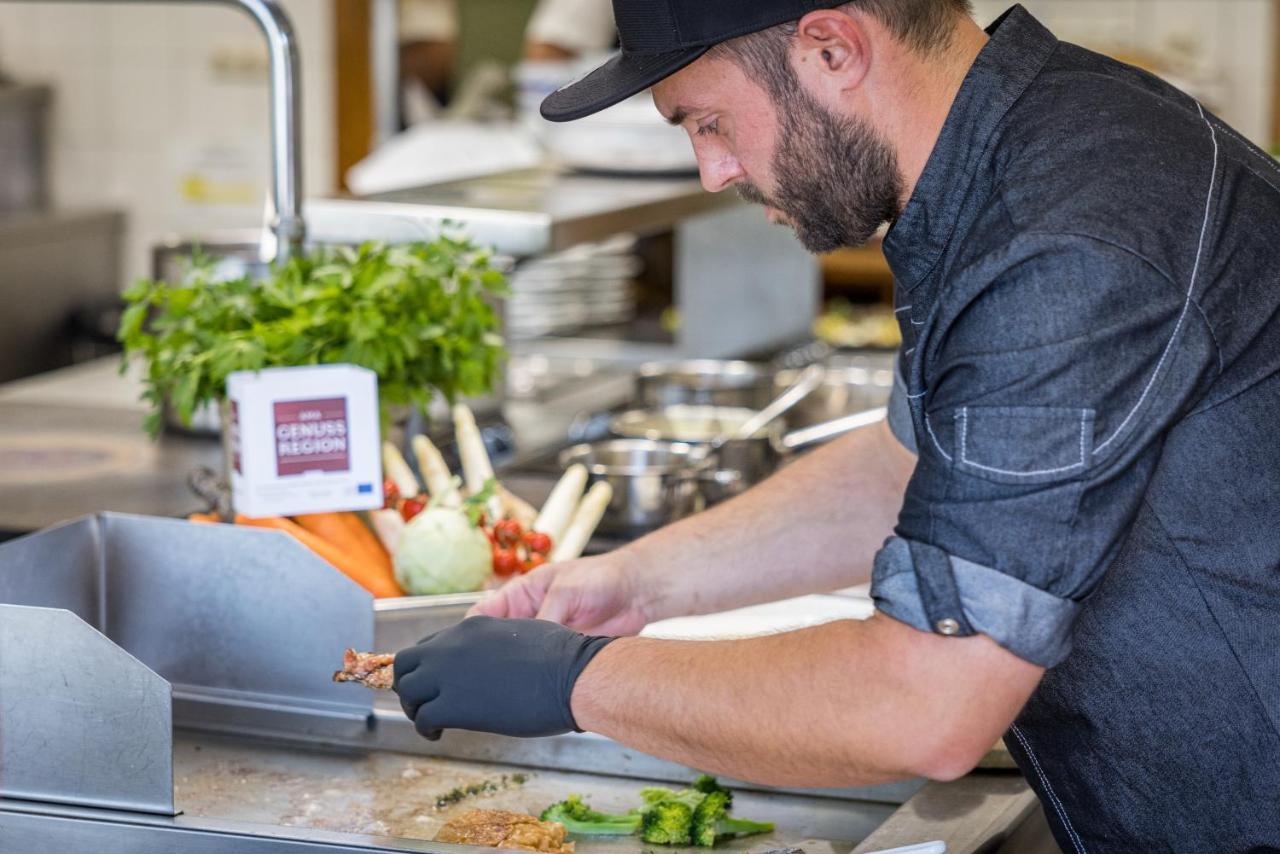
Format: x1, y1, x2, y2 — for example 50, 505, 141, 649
628, 419, 915, 622
570, 614, 1042, 787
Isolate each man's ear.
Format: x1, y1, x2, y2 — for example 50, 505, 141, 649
791, 9, 872, 100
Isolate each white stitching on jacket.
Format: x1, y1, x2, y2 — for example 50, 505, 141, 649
1210, 117, 1280, 183
924, 412, 952, 461
1010, 724, 1087, 854
894, 304, 913, 314
957, 407, 1089, 477
1095, 102, 1219, 454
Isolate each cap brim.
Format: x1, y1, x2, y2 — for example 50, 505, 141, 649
540, 46, 710, 123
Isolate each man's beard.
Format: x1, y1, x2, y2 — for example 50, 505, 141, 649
737, 88, 903, 253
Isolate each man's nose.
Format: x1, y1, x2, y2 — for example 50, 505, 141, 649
696, 149, 745, 194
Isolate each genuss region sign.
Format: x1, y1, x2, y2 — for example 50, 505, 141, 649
226, 365, 382, 517
274, 396, 351, 477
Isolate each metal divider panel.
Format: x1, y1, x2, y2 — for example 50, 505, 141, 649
0, 515, 102, 625
0, 604, 174, 815
99, 514, 374, 720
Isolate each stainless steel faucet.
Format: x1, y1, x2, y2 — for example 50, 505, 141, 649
0, 0, 305, 260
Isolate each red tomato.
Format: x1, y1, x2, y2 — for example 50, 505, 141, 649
493, 519, 524, 549
521, 531, 552, 555
383, 478, 400, 508
523, 553, 548, 573
493, 547, 522, 576
400, 497, 426, 522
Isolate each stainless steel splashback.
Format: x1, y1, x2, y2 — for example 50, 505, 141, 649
0, 603, 175, 815
0, 514, 375, 730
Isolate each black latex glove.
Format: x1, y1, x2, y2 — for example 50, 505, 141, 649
393, 616, 615, 740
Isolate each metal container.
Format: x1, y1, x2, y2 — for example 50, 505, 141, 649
0, 84, 51, 213
559, 439, 701, 533
634, 359, 773, 409
609, 405, 785, 496
774, 362, 895, 428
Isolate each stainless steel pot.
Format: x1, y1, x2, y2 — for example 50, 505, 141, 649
609, 405, 785, 495
773, 362, 895, 428
559, 439, 702, 533
634, 360, 773, 409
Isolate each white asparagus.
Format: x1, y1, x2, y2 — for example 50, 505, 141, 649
366, 508, 406, 555
500, 486, 538, 527
452, 404, 503, 520
534, 464, 588, 543
411, 434, 460, 507
382, 441, 421, 497
551, 481, 613, 563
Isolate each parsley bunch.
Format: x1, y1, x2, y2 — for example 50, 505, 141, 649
118, 239, 508, 437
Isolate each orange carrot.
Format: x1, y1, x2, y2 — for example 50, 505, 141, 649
234, 514, 403, 598
293, 512, 393, 576
187, 512, 220, 523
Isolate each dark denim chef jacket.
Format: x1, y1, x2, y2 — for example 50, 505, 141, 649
874, 6, 1280, 851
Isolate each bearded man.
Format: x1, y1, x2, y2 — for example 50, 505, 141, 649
391, 3, 1280, 850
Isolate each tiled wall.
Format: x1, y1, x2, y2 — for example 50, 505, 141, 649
972, 0, 1274, 145
0, 1, 335, 282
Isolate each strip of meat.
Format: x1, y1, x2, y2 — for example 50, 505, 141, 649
332, 648, 395, 690
436, 809, 574, 854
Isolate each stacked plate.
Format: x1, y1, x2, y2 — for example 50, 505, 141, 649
505, 234, 642, 340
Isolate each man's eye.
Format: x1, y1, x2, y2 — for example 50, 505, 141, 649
695, 120, 719, 137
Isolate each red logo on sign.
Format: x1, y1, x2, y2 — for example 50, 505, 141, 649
273, 397, 350, 477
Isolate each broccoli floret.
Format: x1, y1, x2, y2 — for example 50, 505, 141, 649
639, 786, 679, 805
691, 775, 733, 807
540, 795, 642, 836
640, 799, 695, 845
690, 789, 728, 847
690, 786, 773, 846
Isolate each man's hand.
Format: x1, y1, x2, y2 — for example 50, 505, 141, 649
467, 553, 652, 636
393, 617, 615, 740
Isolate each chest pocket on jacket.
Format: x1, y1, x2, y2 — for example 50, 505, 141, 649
954, 406, 1095, 486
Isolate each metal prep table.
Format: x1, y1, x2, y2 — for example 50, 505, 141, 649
0, 514, 921, 853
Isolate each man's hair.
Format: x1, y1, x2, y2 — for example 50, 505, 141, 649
710, 0, 973, 99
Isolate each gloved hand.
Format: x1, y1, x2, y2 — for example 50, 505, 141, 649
393, 616, 615, 740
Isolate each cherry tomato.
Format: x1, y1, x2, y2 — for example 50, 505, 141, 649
523, 553, 548, 573
521, 531, 552, 555
400, 497, 426, 522
383, 478, 400, 508
493, 519, 524, 549
492, 547, 522, 576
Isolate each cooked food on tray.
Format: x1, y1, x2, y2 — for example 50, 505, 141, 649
434, 808, 575, 853
332, 648, 395, 690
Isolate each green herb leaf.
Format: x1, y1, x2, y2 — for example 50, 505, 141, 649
118, 240, 508, 438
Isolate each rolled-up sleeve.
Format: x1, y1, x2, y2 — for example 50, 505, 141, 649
872, 233, 1219, 667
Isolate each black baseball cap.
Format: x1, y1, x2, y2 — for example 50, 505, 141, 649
541, 0, 828, 122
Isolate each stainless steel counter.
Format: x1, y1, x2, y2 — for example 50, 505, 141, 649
306, 168, 736, 258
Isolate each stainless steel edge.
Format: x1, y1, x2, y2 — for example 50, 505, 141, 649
364, 708, 924, 806
375, 593, 482, 652
0, 798, 464, 853
100, 513, 375, 717
0, 605, 175, 815
0, 513, 103, 624
304, 199, 554, 257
